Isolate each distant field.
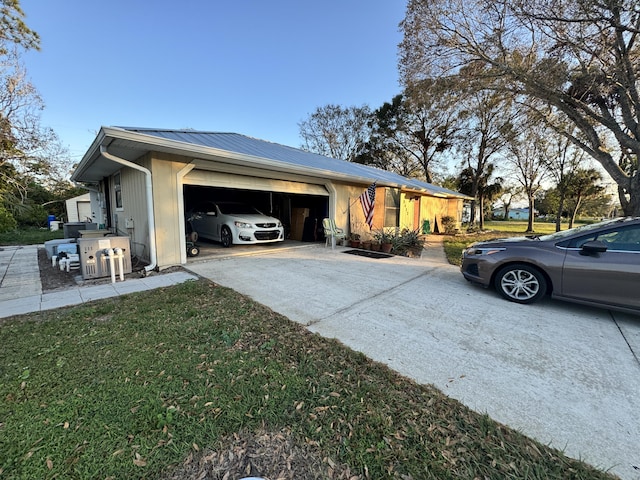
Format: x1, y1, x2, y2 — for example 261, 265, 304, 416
482, 220, 584, 234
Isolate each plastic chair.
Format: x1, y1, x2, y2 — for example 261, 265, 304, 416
322, 218, 346, 249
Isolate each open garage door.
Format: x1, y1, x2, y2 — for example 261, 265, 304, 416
184, 170, 329, 197
183, 170, 330, 242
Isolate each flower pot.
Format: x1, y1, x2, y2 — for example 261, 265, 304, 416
361, 241, 372, 250
349, 240, 361, 248
381, 242, 393, 253
371, 242, 381, 251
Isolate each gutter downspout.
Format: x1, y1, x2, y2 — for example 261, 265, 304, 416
100, 145, 157, 273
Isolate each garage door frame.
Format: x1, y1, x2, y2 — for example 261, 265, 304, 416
176, 162, 337, 263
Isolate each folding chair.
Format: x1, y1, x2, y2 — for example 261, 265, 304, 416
322, 218, 346, 249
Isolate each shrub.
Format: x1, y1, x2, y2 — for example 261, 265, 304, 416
14, 203, 48, 228
441, 215, 457, 234
0, 205, 17, 233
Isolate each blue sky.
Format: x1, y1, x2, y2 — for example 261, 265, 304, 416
21, 1, 407, 164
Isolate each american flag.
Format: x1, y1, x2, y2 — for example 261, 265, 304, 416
359, 182, 376, 229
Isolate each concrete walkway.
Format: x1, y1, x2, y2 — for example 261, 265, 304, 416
186, 238, 640, 480
0, 245, 197, 319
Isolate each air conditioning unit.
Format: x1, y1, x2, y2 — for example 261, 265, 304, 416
78, 236, 132, 280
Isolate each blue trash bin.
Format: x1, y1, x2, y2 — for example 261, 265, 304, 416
47, 214, 56, 228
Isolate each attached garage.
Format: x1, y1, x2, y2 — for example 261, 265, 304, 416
71, 127, 470, 271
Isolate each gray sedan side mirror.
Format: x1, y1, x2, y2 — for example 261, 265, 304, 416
581, 240, 608, 254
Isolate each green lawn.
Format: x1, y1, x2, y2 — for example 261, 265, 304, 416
0, 227, 64, 246
482, 220, 569, 234
0, 280, 615, 479
443, 220, 587, 266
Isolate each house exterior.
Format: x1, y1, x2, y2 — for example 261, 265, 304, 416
492, 207, 537, 220
71, 127, 470, 270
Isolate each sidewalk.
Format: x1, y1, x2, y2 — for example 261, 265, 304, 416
0, 245, 197, 319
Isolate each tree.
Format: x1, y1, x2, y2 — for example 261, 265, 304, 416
357, 79, 461, 183
0, 51, 65, 220
505, 122, 551, 232
497, 185, 521, 220
0, 2, 76, 229
456, 87, 514, 227
400, 0, 640, 215
541, 126, 588, 231
0, 0, 40, 54
565, 168, 604, 227
535, 188, 560, 217
298, 104, 372, 161
457, 164, 503, 229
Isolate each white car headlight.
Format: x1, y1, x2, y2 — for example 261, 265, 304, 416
464, 247, 506, 256
234, 221, 253, 229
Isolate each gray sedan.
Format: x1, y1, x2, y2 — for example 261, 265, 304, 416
461, 217, 640, 314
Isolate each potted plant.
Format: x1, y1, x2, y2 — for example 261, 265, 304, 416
361, 238, 372, 250
393, 228, 426, 258
374, 229, 394, 253
348, 233, 361, 248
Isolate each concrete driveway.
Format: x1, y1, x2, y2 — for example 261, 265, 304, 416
186, 240, 640, 480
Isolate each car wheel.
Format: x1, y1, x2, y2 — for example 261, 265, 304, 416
220, 226, 232, 248
494, 264, 547, 304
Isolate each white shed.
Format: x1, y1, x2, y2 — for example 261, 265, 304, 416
65, 193, 92, 223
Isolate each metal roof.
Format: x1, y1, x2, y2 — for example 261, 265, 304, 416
73, 126, 470, 199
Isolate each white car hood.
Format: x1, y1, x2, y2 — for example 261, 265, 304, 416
227, 214, 279, 224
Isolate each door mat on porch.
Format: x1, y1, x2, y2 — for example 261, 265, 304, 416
343, 249, 393, 259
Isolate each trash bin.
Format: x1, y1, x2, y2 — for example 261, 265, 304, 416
422, 219, 431, 234
49, 221, 60, 231
47, 214, 56, 228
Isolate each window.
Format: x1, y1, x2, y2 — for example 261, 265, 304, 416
114, 172, 123, 210
570, 225, 640, 251
384, 188, 400, 227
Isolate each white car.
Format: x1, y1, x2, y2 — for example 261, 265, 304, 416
188, 201, 284, 247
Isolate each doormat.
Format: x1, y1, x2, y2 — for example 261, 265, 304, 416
343, 249, 393, 259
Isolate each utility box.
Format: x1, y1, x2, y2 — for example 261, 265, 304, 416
78, 236, 132, 280
64, 222, 97, 239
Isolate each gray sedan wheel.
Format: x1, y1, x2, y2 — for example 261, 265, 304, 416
220, 226, 233, 248
494, 264, 547, 304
